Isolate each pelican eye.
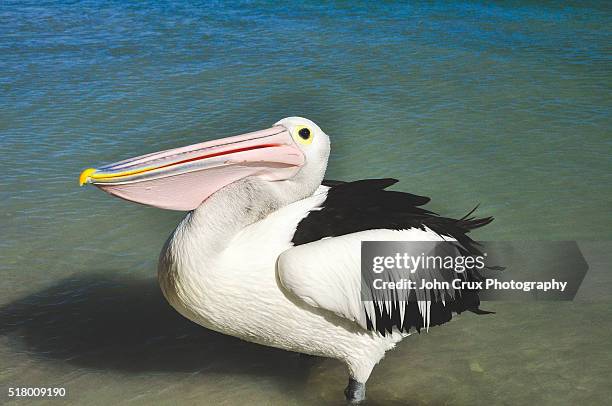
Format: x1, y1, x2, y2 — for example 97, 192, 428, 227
299, 127, 310, 139
295, 126, 313, 145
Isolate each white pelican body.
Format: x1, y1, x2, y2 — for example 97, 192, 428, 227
81, 117, 493, 402
157, 182, 436, 382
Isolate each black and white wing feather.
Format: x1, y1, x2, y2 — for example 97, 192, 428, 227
277, 179, 493, 336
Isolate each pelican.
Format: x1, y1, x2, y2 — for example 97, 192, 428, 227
80, 117, 493, 403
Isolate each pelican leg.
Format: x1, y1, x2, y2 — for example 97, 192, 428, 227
344, 378, 366, 404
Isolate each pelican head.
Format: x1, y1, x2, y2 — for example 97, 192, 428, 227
79, 117, 330, 210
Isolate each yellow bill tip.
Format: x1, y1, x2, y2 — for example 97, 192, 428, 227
79, 168, 97, 186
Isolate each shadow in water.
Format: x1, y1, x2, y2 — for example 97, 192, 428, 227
0, 271, 320, 383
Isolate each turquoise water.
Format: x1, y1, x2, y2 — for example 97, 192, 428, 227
1, 1, 611, 404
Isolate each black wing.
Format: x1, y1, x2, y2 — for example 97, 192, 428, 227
294, 178, 493, 254
294, 178, 496, 335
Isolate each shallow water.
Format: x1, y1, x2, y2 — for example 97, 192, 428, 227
1, 1, 611, 404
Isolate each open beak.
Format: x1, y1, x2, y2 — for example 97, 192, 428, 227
79, 126, 304, 210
